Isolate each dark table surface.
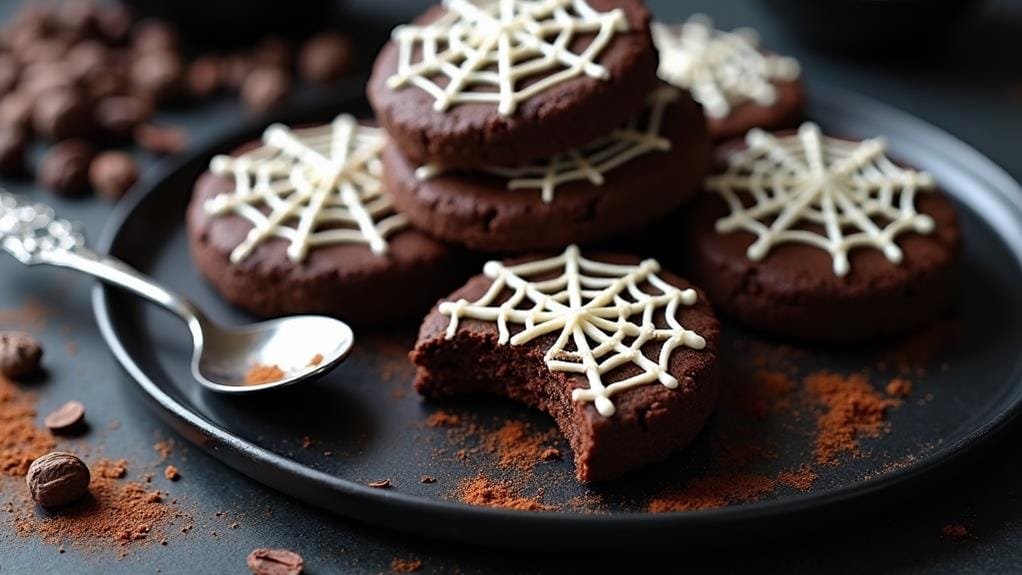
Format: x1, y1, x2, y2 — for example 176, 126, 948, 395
2, 0, 1022, 573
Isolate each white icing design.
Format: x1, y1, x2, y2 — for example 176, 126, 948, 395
439, 245, 706, 417
416, 86, 677, 203
387, 0, 629, 116
204, 115, 407, 263
707, 122, 937, 277
651, 15, 800, 119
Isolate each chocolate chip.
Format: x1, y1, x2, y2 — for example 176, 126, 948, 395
367, 479, 391, 489
134, 123, 186, 155
32, 88, 93, 141
26, 452, 91, 508
0, 126, 28, 176
131, 20, 179, 54
130, 50, 183, 103
246, 548, 304, 575
0, 331, 43, 378
241, 67, 291, 114
185, 56, 221, 100
298, 33, 354, 86
89, 151, 138, 200
0, 92, 33, 132
38, 139, 94, 195
95, 95, 149, 140
44, 400, 86, 434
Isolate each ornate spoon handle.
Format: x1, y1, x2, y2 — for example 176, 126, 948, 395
0, 190, 205, 325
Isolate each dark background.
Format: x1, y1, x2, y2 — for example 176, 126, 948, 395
2, 0, 1022, 572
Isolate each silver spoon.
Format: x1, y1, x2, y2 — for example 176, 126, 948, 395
0, 192, 354, 393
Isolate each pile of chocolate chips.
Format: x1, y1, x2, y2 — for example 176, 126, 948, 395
0, 0, 354, 199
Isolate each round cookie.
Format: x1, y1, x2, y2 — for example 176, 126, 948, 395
411, 246, 720, 482
187, 118, 469, 325
367, 0, 659, 169
384, 87, 711, 253
680, 124, 961, 341
652, 16, 806, 142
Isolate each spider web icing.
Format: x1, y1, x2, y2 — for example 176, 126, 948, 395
707, 122, 937, 277
652, 15, 800, 119
204, 115, 407, 264
439, 245, 707, 417
387, 0, 629, 116
416, 86, 677, 203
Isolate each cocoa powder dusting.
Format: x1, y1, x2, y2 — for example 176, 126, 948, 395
885, 378, 913, 398
424, 411, 461, 428
454, 475, 553, 511
483, 420, 561, 471
390, 557, 423, 573
0, 376, 55, 477
806, 372, 898, 465
778, 465, 818, 492
245, 364, 285, 385
13, 458, 191, 557
648, 474, 776, 512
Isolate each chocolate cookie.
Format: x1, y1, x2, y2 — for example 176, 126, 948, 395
187, 116, 468, 325
384, 86, 711, 252
412, 246, 720, 482
680, 123, 961, 341
367, 0, 659, 169
652, 16, 805, 141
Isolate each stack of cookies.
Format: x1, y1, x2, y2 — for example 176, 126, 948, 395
367, 0, 711, 253
187, 1, 962, 483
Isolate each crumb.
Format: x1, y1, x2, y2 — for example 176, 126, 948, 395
308, 353, 324, 366
885, 378, 913, 398
420, 475, 436, 484
368, 479, 392, 489
539, 448, 561, 461
391, 558, 423, 573
163, 465, 180, 481
301, 436, 313, 449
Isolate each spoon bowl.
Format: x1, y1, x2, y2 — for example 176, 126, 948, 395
193, 315, 355, 393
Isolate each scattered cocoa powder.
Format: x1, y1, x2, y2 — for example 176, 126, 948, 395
390, 558, 423, 573
245, 364, 284, 385
942, 523, 969, 541
13, 458, 191, 557
95, 458, 128, 479
648, 474, 776, 512
483, 420, 561, 471
0, 375, 56, 477
424, 411, 461, 428
778, 465, 818, 492
539, 448, 562, 462
806, 371, 898, 465
885, 378, 913, 398
308, 353, 324, 367
454, 475, 553, 511
153, 439, 174, 462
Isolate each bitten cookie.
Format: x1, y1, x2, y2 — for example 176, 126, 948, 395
652, 15, 805, 142
681, 123, 961, 341
411, 246, 721, 482
384, 86, 711, 252
367, 0, 659, 169
187, 115, 467, 325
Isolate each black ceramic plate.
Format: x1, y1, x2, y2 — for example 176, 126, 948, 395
91, 83, 1022, 550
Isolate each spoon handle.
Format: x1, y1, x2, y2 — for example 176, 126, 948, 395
0, 191, 206, 329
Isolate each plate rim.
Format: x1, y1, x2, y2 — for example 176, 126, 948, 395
90, 82, 1022, 548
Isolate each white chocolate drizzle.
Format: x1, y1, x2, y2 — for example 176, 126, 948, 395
204, 115, 407, 264
416, 86, 677, 203
387, 0, 629, 116
651, 15, 800, 119
439, 245, 706, 417
707, 122, 937, 277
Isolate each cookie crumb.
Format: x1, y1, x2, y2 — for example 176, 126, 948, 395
368, 479, 392, 489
